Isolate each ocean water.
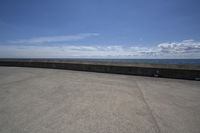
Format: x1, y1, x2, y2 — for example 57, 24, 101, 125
80, 59, 200, 65
2, 58, 200, 65
36, 58, 200, 65
75, 59, 200, 65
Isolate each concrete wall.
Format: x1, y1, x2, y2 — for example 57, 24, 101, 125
0, 60, 200, 80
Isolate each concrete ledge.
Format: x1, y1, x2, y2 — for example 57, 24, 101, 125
0, 59, 200, 80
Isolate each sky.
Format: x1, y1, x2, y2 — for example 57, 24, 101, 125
0, 0, 200, 58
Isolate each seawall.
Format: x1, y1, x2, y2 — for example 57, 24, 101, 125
0, 59, 200, 80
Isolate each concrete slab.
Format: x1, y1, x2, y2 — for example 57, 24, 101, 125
0, 66, 200, 133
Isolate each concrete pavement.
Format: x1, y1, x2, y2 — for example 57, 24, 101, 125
0, 66, 200, 133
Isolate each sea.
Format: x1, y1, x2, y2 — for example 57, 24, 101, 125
1, 58, 200, 65
80, 59, 200, 65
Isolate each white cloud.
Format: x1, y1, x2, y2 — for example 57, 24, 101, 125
158, 40, 200, 54
0, 39, 200, 58
8, 33, 99, 44
0, 45, 153, 58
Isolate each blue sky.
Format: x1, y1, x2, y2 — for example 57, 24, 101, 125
0, 0, 200, 58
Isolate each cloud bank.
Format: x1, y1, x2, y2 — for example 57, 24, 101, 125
8, 33, 99, 44
0, 39, 200, 58
158, 40, 200, 54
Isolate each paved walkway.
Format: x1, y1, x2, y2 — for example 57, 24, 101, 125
0, 67, 200, 133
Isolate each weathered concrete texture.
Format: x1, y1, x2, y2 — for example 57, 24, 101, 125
0, 67, 200, 133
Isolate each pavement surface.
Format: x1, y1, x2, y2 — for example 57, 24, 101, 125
0, 66, 200, 133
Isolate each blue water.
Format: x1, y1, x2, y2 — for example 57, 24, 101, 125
2, 58, 200, 65
66, 59, 200, 65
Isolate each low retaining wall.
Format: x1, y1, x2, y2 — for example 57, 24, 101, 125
0, 60, 200, 80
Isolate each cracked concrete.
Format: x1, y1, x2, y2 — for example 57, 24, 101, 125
136, 82, 161, 133
0, 66, 200, 133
